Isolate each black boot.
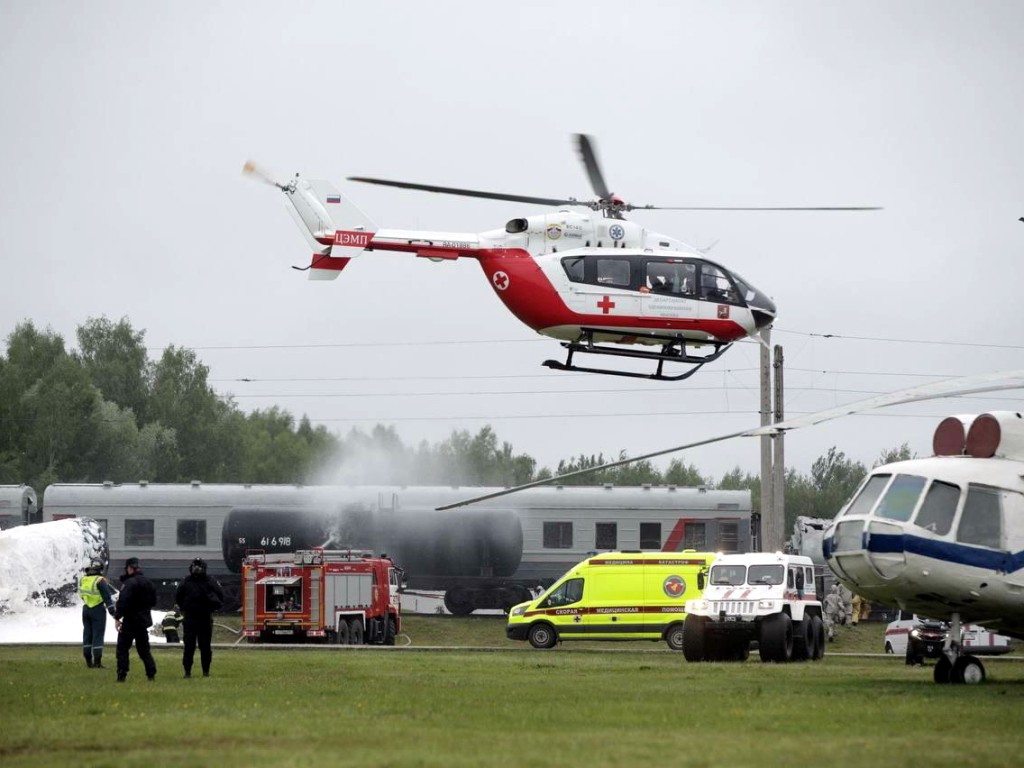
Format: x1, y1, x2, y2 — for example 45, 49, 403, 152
84, 657, 93, 668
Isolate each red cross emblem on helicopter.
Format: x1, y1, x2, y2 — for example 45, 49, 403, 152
492, 271, 509, 291
597, 296, 616, 314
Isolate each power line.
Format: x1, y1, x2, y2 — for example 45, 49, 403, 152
776, 329, 1024, 351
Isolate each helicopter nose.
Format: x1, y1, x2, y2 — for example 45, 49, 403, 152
752, 308, 775, 329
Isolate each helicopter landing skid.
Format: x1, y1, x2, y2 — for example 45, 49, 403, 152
543, 331, 731, 382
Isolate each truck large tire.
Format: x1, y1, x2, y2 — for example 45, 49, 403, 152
384, 616, 397, 646
792, 616, 814, 661
349, 618, 364, 646
336, 620, 350, 645
810, 615, 825, 660
759, 613, 794, 663
682, 614, 708, 662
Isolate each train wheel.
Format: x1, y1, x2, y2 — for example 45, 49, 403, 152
443, 588, 475, 616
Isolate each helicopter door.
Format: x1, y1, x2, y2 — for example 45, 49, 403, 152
640, 260, 698, 319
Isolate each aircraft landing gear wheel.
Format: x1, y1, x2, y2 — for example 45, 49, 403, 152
952, 655, 986, 685
528, 623, 557, 649
933, 656, 953, 684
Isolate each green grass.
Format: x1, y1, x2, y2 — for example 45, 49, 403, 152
3, 620, 1023, 768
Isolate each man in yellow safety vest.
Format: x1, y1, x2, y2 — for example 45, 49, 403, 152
78, 559, 116, 668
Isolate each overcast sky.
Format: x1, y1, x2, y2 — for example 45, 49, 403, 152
2, 1, 1022, 483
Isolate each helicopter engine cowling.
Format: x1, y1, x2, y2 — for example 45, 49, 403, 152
964, 411, 1024, 460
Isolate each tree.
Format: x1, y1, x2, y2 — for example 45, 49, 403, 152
876, 442, 914, 467
75, 316, 150, 423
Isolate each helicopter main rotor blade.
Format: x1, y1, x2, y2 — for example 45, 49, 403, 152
627, 204, 883, 212
576, 133, 613, 201
347, 176, 583, 208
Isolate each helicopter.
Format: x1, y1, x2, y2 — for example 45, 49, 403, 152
433, 370, 1024, 685
245, 135, 877, 381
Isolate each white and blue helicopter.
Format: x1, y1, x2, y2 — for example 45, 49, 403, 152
439, 371, 1024, 685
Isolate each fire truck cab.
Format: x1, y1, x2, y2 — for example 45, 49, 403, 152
242, 549, 402, 644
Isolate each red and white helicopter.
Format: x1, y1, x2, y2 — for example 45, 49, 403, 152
434, 370, 1024, 685
246, 135, 876, 380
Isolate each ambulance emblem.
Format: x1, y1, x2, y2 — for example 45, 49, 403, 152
663, 575, 686, 598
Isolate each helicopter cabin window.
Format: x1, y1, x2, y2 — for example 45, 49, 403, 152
561, 256, 585, 282
645, 260, 696, 295
912, 480, 960, 536
595, 522, 617, 550
596, 258, 631, 286
543, 521, 573, 549
539, 577, 584, 608
875, 474, 927, 522
841, 474, 890, 517
957, 485, 1003, 550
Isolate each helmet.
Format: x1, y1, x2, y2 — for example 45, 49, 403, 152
86, 558, 103, 573
190, 557, 207, 576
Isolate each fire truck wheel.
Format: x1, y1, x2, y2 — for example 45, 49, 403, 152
384, 617, 397, 646
349, 618, 364, 646
528, 623, 557, 649
336, 620, 351, 645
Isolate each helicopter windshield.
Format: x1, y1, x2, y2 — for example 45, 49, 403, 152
730, 271, 776, 328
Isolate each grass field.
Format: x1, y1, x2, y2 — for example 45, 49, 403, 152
3, 618, 1023, 768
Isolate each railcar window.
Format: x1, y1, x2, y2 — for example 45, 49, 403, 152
841, 474, 891, 517
710, 565, 745, 586
561, 256, 585, 282
595, 522, 617, 550
177, 519, 207, 546
957, 485, 1003, 550
683, 522, 706, 550
539, 577, 584, 608
125, 519, 154, 547
718, 520, 739, 552
94, 519, 108, 539
596, 258, 630, 286
875, 475, 927, 522
543, 521, 573, 549
640, 522, 662, 549
913, 480, 960, 535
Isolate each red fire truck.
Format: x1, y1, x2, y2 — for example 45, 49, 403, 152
241, 549, 403, 644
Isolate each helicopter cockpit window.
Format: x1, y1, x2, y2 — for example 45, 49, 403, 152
957, 485, 1004, 549
561, 256, 585, 283
913, 480, 960, 535
875, 474, 927, 522
699, 264, 740, 304
596, 259, 630, 286
840, 474, 890, 517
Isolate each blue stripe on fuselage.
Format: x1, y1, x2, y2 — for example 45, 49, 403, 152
826, 532, 1023, 573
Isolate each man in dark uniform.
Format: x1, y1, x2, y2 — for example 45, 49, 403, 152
78, 558, 116, 668
175, 557, 225, 678
113, 557, 157, 682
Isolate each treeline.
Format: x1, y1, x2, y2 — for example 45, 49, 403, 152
0, 317, 911, 530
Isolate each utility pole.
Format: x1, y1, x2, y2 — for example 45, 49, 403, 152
770, 344, 786, 553
759, 328, 772, 552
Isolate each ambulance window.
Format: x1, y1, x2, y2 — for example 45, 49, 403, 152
539, 577, 584, 608
125, 519, 154, 547
875, 474, 927, 522
595, 522, 617, 550
177, 519, 207, 546
640, 522, 662, 549
710, 565, 745, 586
683, 522, 706, 550
543, 521, 573, 549
913, 480, 960, 536
840, 474, 891, 517
957, 485, 1003, 550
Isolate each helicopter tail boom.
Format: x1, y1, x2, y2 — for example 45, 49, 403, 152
280, 177, 378, 280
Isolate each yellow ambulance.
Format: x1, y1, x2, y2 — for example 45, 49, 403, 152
506, 551, 714, 649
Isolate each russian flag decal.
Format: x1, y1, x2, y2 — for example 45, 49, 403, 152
325, 195, 341, 204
